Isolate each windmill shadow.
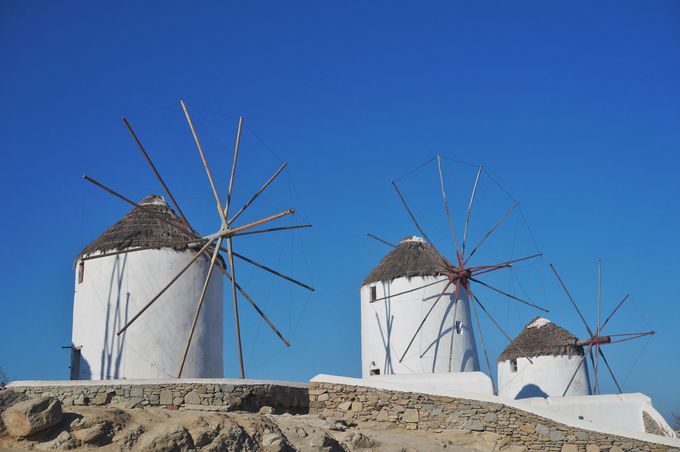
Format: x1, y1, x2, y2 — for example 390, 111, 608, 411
101, 254, 127, 379
516, 384, 549, 399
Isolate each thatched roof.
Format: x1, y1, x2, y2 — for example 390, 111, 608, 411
498, 317, 584, 362
77, 195, 206, 260
362, 236, 450, 286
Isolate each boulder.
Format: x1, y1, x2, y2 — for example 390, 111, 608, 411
140, 424, 195, 452
1, 396, 62, 437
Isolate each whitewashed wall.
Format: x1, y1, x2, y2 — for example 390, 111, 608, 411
498, 354, 590, 399
360, 275, 479, 378
72, 248, 223, 379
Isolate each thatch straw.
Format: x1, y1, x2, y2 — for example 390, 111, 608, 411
362, 236, 449, 286
77, 195, 203, 260
498, 317, 584, 362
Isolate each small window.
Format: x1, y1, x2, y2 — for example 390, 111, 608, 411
370, 286, 377, 302
370, 368, 380, 376
510, 358, 518, 373
77, 261, 85, 284
369, 361, 380, 376
455, 320, 462, 334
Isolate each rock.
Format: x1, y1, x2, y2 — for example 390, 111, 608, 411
351, 401, 363, 412
259, 405, 275, 415
260, 431, 286, 449
140, 424, 195, 452
118, 425, 145, 449
585, 445, 600, 452
575, 431, 589, 441
519, 424, 535, 434
550, 430, 565, 441
535, 423, 549, 435
1, 396, 62, 437
204, 424, 254, 452
402, 408, 419, 423
561, 445, 578, 452
37, 430, 76, 450
306, 431, 344, 451
184, 390, 201, 405
609, 447, 624, 452
329, 419, 349, 431
465, 419, 484, 431
337, 401, 352, 412
126, 397, 144, 409
351, 432, 375, 448
483, 412, 497, 423
376, 409, 389, 421
72, 420, 111, 444
160, 389, 173, 406
317, 393, 329, 402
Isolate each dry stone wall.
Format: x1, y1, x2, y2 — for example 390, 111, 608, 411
309, 381, 678, 452
9, 381, 308, 414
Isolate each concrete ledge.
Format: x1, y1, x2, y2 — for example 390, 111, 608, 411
6, 378, 308, 414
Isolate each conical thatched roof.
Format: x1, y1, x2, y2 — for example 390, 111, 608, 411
498, 317, 584, 362
362, 236, 449, 286
77, 195, 202, 260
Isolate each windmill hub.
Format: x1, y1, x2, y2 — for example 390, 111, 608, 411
577, 336, 612, 347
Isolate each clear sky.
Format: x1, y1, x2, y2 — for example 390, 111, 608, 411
1, 1, 679, 419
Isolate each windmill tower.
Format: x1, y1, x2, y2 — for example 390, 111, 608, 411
360, 236, 479, 377
550, 261, 654, 395
72, 195, 224, 379
497, 317, 591, 399
74, 101, 314, 379
365, 155, 548, 390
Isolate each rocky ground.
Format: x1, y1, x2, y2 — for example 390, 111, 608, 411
0, 390, 529, 451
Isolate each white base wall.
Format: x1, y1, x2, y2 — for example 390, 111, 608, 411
72, 248, 223, 380
360, 276, 479, 378
498, 355, 591, 399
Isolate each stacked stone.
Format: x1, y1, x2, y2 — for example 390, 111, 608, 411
309, 382, 676, 452
9, 382, 308, 414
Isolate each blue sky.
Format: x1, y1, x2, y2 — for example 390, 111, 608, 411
1, 1, 679, 419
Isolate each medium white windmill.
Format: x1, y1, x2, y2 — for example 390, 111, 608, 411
75, 100, 314, 379
364, 154, 548, 391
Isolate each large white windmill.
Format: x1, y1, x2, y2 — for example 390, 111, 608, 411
72, 101, 313, 380
362, 154, 548, 392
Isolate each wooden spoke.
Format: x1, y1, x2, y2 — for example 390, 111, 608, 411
464, 202, 519, 265
466, 285, 495, 393
367, 233, 397, 248
232, 223, 311, 237
549, 264, 595, 337
81, 238, 211, 261
436, 153, 459, 252
228, 162, 287, 226
122, 116, 191, 228
595, 260, 602, 390
398, 280, 454, 363
117, 239, 215, 335
226, 237, 245, 379
562, 344, 591, 396
598, 347, 622, 394
469, 277, 548, 312
180, 100, 227, 224
177, 237, 224, 377
223, 249, 315, 292
600, 294, 629, 333
370, 278, 450, 304
609, 331, 655, 344
589, 346, 599, 394
226, 209, 295, 236
391, 180, 439, 253
447, 279, 461, 372
224, 268, 290, 347
223, 116, 243, 220
471, 293, 533, 364
83, 175, 194, 237
462, 164, 483, 257
470, 253, 543, 273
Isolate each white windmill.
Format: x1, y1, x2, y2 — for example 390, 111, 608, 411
73, 101, 314, 380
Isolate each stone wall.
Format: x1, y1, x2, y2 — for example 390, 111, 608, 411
309, 381, 678, 452
8, 380, 308, 414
